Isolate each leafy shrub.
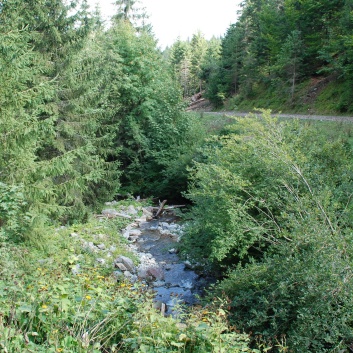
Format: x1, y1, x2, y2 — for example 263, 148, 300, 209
182, 111, 353, 351
0, 183, 30, 239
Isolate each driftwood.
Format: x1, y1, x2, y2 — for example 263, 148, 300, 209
161, 302, 167, 316
151, 205, 186, 211
154, 200, 167, 218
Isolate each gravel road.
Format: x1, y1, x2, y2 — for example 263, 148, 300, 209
204, 111, 353, 122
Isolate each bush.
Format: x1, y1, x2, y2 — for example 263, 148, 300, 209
182, 111, 353, 351
0, 183, 30, 239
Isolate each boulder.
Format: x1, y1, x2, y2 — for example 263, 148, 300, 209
114, 255, 136, 273
116, 263, 128, 272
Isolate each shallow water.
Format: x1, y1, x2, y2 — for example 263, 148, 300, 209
135, 217, 202, 314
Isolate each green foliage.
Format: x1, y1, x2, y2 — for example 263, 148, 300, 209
183, 111, 353, 351
0, 183, 30, 239
214, 228, 353, 352
205, 0, 353, 113
168, 34, 221, 98
101, 21, 205, 199
0, 204, 255, 353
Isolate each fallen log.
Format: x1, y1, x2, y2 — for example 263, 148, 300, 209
151, 205, 186, 210
154, 200, 167, 218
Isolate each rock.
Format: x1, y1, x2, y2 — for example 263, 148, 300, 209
124, 270, 132, 278
153, 280, 166, 287
102, 209, 132, 219
127, 205, 138, 215
129, 236, 139, 243
113, 270, 124, 279
109, 246, 117, 252
95, 233, 106, 240
142, 207, 153, 220
96, 258, 106, 265
83, 241, 97, 252
114, 255, 136, 273
70, 232, 79, 237
184, 260, 195, 270
122, 231, 130, 239
135, 216, 147, 223
139, 221, 159, 230
159, 222, 169, 230
147, 266, 164, 281
129, 229, 142, 237
116, 213, 132, 219
97, 244, 106, 250
102, 208, 119, 216
71, 264, 81, 275
153, 300, 168, 313
180, 279, 193, 289
124, 271, 137, 282
116, 263, 128, 272
168, 248, 177, 254
105, 201, 118, 206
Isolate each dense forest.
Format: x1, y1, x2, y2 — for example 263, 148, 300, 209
1, 0, 353, 352
169, 0, 353, 113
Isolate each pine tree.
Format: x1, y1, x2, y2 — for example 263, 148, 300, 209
190, 31, 208, 94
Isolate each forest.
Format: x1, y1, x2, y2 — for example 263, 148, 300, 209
0, 0, 353, 352
169, 0, 353, 113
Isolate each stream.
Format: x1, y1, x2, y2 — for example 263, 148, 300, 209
112, 205, 208, 316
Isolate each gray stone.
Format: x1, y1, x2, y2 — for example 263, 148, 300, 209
142, 207, 153, 220
97, 243, 106, 250
71, 264, 81, 275
70, 232, 79, 237
102, 208, 119, 216
113, 270, 124, 279
122, 231, 130, 239
127, 205, 138, 215
102, 209, 132, 219
184, 260, 194, 270
124, 270, 132, 278
96, 258, 106, 265
124, 271, 138, 282
95, 233, 106, 240
114, 255, 136, 273
145, 266, 164, 281
129, 229, 142, 237
153, 280, 166, 287
168, 248, 177, 254
116, 263, 128, 272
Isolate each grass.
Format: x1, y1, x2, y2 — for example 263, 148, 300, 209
0, 201, 256, 352
220, 78, 353, 116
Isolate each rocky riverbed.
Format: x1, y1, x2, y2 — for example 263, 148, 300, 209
82, 202, 207, 316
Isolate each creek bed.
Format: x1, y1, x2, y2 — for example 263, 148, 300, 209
133, 217, 204, 315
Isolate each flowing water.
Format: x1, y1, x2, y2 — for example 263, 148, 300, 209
133, 216, 205, 315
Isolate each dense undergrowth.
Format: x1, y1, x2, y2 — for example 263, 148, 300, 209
181, 111, 353, 352
0, 201, 256, 352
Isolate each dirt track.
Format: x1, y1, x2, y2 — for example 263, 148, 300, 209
204, 111, 353, 122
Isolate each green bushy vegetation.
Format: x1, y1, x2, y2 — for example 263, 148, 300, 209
182, 111, 353, 351
2, 0, 353, 351
0, 209, 255, 353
